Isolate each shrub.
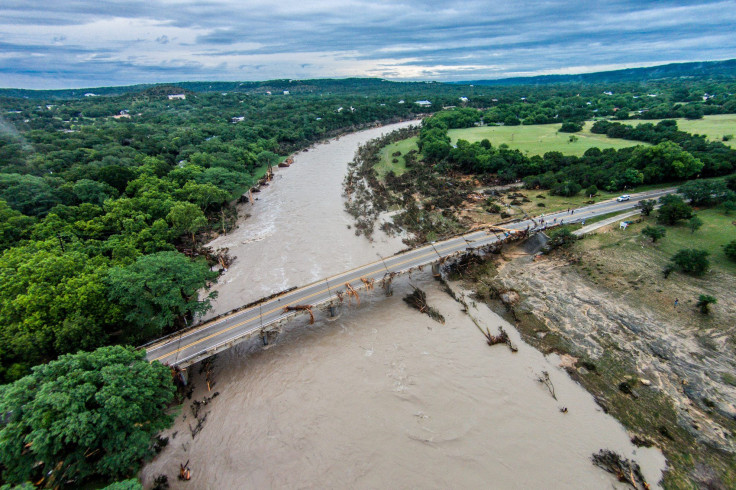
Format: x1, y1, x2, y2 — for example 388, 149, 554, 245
559, 121, 583, 133
584, 185, 598, 197
724, 240, 736, 261
544, 228, 577, 252
669, 249, 710, 275
537, 202, 546, 207
637, 199, 656, 216
696, 295, 717, 314
688, 215, 703, 234
641, 225, 666, 243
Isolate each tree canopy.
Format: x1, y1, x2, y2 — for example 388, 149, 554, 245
106, 251, 218, 341
0, 346, 175, 487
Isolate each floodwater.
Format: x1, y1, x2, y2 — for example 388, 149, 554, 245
203, 122, 415, 318
141, 123, 666, 488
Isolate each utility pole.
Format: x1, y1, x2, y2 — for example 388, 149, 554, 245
376, 253, 390, 274
429, 242, 442, 260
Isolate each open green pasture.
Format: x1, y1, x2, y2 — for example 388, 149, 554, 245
447, 121, 644, 156
622, 114, 736, 148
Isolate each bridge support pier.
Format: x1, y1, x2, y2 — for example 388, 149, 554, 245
431, 263, 441, 278
261, 327, 280, 346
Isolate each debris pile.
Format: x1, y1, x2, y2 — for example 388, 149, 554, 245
591, 449, 649, 489
403, 286, 445, 323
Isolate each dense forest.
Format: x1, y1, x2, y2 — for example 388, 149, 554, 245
1, 71, 736, 487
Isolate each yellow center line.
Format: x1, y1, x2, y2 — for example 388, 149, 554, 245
151, 239, 468, 363
145, 237, 471, 352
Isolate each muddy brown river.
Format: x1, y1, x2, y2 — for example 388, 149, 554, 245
141, 122, 665, 488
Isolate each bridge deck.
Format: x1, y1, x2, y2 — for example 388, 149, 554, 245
144, 188, 674, 367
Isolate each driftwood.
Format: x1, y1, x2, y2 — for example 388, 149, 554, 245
479, 325, 518, 352
284, 304, 315, 324
536, 371, 557, 400
592, 449, 649, 489
179, 460, 191, 481
403, 286, 445, 323
360, 277, 375, 290
345, 283, 360, 305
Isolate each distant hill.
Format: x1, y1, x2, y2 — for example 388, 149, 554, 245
0, 78, 446, 100
2, 58, 734, 100
459, 59, 736, 86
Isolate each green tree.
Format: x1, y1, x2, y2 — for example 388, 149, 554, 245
688, 215, 703, 233
696, 295, 717, 314
175, 181, 229, 212
584, 185, 598, 197
636, 199, 656, 216
0, 245, 122, 382
0, 173, 60, 216
72, 179, 118, 206
0, 200, 35, 252
678, 180, 732, 207
723, 200, 736, 215
0, 346, 175, 487
106, 251, 217, 341
669, 249, 710, 276
724, 240, 736, 261
167, 201, 208, 245
551, 181, 581, 197
559, 121, 582, 133
256, 150, 280, 168
656, 194, 693, 225
627, 141, 703, 183
641, 225, 666, 243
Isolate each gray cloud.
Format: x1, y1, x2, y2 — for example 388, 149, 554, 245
0, 0, 734, 88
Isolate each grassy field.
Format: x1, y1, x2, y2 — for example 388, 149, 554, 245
376, 136, 419, 178
579, 207, 736, 273
622, 114, 736, 148
447, 121, 644, 156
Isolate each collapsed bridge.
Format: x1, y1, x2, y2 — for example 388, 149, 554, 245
143, 188, 674, 368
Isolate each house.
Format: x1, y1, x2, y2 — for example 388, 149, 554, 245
459, 96, 469, 103
283, 90, 290, 95
112, 110, 131, 119
168, 94, 186, 100
84, 93, 97, 97
414, 100, 432, 107
603, 91, 613, 96
231, 116, 245, 123
398, 100, 405, 104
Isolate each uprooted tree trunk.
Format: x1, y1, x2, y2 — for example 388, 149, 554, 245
403, 286, 445, 324
592, 449, 649, 489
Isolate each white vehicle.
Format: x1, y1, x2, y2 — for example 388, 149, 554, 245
617, 194, 631, 202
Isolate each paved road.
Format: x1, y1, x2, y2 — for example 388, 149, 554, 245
145, 187, 674, 367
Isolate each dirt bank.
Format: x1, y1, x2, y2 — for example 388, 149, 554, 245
469, 239, 736, 487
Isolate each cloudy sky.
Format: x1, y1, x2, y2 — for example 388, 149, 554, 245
1, 0, 735, 89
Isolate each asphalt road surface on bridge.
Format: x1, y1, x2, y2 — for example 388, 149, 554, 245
145, 187, 674, 367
